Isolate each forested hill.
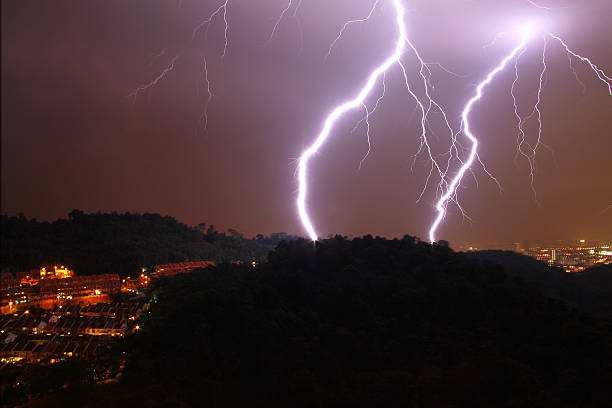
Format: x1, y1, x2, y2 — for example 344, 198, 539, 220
466, 250, 567, 296
468, 250, 612, 318
1, 211, 288, 276
33, 236, 612, 407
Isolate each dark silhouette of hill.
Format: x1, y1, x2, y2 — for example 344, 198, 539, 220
27, 236, 612, 408
1, 211, 277, 276
467, 250, 612, 318
466, 250, 567, 297
573, 264, 612, 317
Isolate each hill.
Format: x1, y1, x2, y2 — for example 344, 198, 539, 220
572, 264, 612, 317
0, 211, 278, 276
29, 236, 612, 408
468, 250, 612, 317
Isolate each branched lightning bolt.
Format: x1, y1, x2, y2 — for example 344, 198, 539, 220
429, 26, 611, 243
547, 33, 612, 95
566, 52, 587, 96
297, 0, 409, 241
508, 31, 612, 202
325, 0, 381, 62
193, 1, 230, 58
511, 46, 527, 166
358, 103, 373, 170
512, 38, 548, 200
400, 37, 457, 187
428, 25, 532, 243
131, 1, 611, 245
424, 62, 467, 79
353, 73, 386, 169
218, 1, 230, 59
265, 0, 294, 45
298, 0, 456, 242
133, 0, 305, 128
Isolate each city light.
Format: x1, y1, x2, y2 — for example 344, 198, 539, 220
519, 241, 611, 272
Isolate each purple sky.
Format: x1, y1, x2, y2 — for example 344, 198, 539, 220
2, 0, 611, 248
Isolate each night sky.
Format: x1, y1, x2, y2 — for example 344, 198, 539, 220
2, 0, 611, 248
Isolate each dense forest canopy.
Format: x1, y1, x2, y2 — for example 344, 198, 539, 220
468, 250, 612, 318
26, 236, 612, 407
1, 211, 297, 276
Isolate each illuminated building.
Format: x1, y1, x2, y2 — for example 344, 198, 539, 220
520, 241, 612, 273
155, 261, 216, 276
1, 269, 120, 314
38, 274, 120, 301
38, 265, 74, 280
52, 265, 74, 279
0, 302, 148, 363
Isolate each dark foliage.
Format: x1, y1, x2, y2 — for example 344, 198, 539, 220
1, 211, 274, 276
32, 236, 612, 407
253, 232, 301, 246
469, 251, 612, 318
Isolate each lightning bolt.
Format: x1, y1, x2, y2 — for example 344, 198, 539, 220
512, 37, 548, 200
297, 0, 411, 241
265, 0, 294, 45
132, 0, 302, 128
547, 33, 612, 95
427, 25, 611, 243
131, 1, 611, 245
325, 0, 382, 62
353, 72, 386, 170
298, 0, 456, 242
128, 54, 181, 102
428, 24, 533, 243
507, 31, 612, 202
197, 54, 214, 134
193, 0, 230, 58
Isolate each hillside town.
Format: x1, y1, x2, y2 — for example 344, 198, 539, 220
0, 261, 216, 369
0, 303, 146, 364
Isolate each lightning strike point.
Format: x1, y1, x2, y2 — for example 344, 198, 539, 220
297, 0, 408, 242
428, 27, 531, 243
